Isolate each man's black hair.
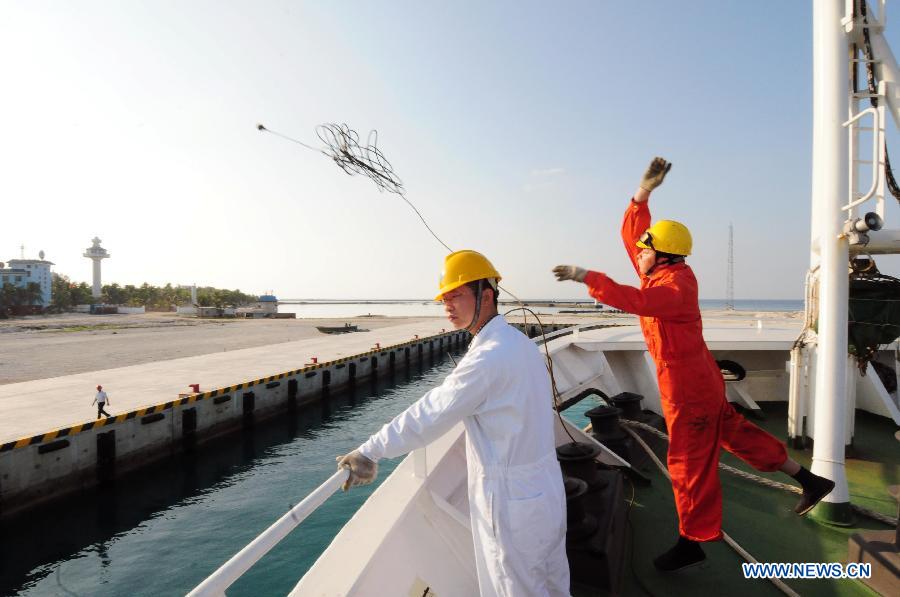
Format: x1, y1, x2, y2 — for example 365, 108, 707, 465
465, 279, 499, 309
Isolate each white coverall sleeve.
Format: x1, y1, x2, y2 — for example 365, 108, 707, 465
358, 350, 499, 461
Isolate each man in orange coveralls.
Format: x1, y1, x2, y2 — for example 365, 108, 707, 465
553, 157, 835, 572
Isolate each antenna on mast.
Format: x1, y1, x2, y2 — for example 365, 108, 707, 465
726, 223, 734, 310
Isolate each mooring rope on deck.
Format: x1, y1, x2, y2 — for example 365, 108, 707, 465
619, 423, 800, 597
619, 418, 898, 528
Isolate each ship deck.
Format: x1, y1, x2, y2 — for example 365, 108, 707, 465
568, 402, 899, 596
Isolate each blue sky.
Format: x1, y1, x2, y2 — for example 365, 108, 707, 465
1, 1, 898, 299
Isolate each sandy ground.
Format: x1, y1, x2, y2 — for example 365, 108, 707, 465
0, 313, 443, 385
0, 309, 802, 386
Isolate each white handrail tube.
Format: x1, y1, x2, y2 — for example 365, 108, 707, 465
188, 469, 350, 597
842, 107, 881, 209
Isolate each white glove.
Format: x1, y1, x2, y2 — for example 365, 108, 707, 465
336, 450, 378, 491
552, 265, 587, 283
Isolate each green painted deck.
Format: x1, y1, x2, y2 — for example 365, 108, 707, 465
579, 403, 898, 596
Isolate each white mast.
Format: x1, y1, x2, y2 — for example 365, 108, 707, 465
809, 0, 852, 522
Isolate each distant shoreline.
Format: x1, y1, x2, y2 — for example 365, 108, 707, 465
276, 299, 805, 313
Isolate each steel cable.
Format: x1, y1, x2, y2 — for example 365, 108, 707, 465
857, 0, 900, 203
258, 123, 452, 252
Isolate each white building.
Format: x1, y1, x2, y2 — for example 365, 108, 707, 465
0, 257, 54, 306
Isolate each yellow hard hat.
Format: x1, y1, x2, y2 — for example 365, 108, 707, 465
636, 220, 692, 256
435, 250, 501, 300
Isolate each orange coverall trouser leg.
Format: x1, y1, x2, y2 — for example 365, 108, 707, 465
660, 357, 788, 542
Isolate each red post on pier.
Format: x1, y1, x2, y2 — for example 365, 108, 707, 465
311, 357, 318, 364
189, 383, 200, 393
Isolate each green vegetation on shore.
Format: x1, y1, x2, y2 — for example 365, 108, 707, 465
0, 281, 43, 311
46, 274, 258, 311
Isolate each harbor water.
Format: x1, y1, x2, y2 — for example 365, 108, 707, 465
1, 351, 481, 596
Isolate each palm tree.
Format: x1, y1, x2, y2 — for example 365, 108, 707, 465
0, 283, 16, 317
51, 273, 73, 311
24, 282, 43, 306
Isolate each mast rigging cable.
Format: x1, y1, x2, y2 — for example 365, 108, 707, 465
857, 0, 900, 203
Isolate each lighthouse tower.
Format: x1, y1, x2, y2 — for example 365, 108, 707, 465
83, 237, 110, 299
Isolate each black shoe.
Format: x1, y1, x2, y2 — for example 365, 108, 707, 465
794, 473, 835, 516
653, 537, 706, 572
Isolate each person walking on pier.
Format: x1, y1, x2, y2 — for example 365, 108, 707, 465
92, 384, 112, 419
553, 157, 835, 572
336, 250, 570, 597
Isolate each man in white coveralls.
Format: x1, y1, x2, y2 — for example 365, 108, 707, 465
337, 249, 570, 597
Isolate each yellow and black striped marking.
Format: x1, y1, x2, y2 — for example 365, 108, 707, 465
0, 330, 464, 453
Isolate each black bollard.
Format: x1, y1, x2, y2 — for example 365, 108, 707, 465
556, 442, 608, 492
564, 477, 598, 542
609, 392, 644, 421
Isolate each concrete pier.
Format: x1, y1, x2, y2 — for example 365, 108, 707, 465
0, 321, 465, 516
0, 319, 575, 518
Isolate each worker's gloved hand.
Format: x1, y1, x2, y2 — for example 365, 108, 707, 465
639, 157, 672, 192
336, 450, 378, 491
552, 265, 587, 283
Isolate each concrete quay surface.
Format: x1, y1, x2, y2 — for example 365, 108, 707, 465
0, 313, 445, 385
0, 318, 469, 445
0, 309, 799, 445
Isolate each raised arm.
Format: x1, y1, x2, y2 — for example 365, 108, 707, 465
623, 158, 672, 274
622, 199, 651, 274
357, 350, 498, 461
583, 270, 687, 319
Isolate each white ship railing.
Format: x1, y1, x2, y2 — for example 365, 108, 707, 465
187, 468, 350, 597
187, 322, 598, 595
